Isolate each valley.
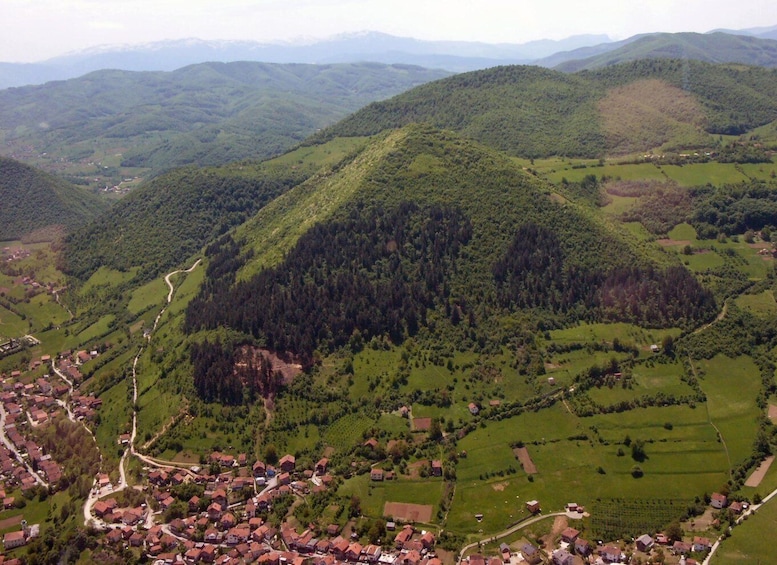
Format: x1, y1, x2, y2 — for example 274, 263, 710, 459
1, 54, 777, 565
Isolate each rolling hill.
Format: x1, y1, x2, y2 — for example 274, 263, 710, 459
311, 59, 777, 157
0, 156, 108, 241
552, 32, 777, 72
0, 61, 450, 186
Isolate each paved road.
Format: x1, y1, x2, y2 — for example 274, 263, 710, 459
0, 403, 48, 488
702, 482, 777, 565
456, 512, 573, 564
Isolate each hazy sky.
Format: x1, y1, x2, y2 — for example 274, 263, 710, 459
1, 0, 774, 62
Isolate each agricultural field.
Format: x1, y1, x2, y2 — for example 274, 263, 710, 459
696, 355, 763, 465
590, 498, 694, 540
734, 290, 777, 317
711, 497, 777, 564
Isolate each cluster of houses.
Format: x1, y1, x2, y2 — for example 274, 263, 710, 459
0, 359, 73, 492
56, 348, 101, 385
1, 247, 30, 262
91, 448, 439, 565
467, 496, 742, 565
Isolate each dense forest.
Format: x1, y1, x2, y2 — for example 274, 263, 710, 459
0, 156, 107, 241
494, 224, 717, 327
186, 203, 473, 368
60, 163, 308, 280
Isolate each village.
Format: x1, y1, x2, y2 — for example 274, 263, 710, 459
0, 342, 754, 565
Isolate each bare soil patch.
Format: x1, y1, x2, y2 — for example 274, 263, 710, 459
513, 446, 538, 474
407, 461, 427, 480
0, 515, 22, 530
541, 515, 568, 547
769, 404, 777, 423
413, 417, 432, 431
492, 482, 509, 491
745, 455, 775, 487
383, 501, 433, 523
657, 239, 691, 247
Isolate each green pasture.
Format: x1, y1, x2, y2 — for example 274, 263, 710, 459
711, 496, 777, 564
75, 314, 116, 344
660, 163, 748, 186
602, 195, 639, 216
697, 355, 762, 465
587, 360, 696, 406
738, 162, 777, 181
376, 413, 410, 435
127, 277, 168, 315
339, 473, 445, 522
548, 322, 680, 350
735, 290, 777, 317
667, 224, 771, 279
13, 293, 70, 331
80, 267, 138, 294
0, 304, 28, 339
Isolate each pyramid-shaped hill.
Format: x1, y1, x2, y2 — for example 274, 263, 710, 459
185, 125, 716, 375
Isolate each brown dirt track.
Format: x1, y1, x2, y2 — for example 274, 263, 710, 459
514, 446, 537, 474
383, 502, 433, 523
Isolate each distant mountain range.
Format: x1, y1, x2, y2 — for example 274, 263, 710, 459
0, 32, 611, 89
3, 27, 777, 91
550, 32, 777, 72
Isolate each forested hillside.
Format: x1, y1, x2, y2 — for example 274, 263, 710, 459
0, 61, 450, 184
311, 60, 777, 157
0, 156, 107, 241
59, 162, 308, 281
185, 126, 716, 403
555, 32, 777, 72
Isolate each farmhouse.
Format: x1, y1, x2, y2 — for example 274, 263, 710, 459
551, 549, 574, 565
525, 500, 540, 514
560, 527, 579, 543
521, 543, 541, 565
3, 530, 26, 549
636, 534, 654, 553
710, 492, 727, 509
279, 454, 296, 473
600, 545, 622, 563
692, 537, 712, 552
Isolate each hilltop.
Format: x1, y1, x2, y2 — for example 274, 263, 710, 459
553, 32, 777, 72
0, 156, 107, 241
312, 60, 777, 157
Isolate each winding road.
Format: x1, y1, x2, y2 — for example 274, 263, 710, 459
83, 259, 201, 528
456, 511, 576, 565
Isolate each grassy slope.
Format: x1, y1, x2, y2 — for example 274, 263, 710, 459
238, 124, 664, 289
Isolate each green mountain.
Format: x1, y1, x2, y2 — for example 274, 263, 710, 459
0, 156, 107, 241
311, 60, 777, 157
0, 61, 450, 185
554, 32, 777, 72
59, 137, 370, 281
184, 125, 715, 403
